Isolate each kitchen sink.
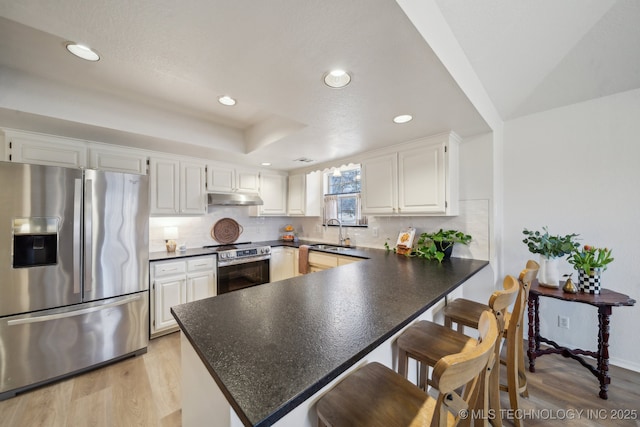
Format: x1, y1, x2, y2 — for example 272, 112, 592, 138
312, 244, 353, 252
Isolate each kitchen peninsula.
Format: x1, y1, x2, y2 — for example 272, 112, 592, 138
171, 245, 488, 427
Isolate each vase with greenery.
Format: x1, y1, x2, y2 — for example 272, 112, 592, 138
415, 229, 472, 263
567, 245, 613, 294
522, 227, 579, 288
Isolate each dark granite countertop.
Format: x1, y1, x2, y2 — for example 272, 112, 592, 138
149, 247, 217, 261
150, 239, 370, 262
171, 243, 488, 427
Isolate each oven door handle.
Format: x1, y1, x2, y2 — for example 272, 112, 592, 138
217, 254, 271, 267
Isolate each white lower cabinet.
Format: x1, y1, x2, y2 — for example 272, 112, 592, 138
270, 247, 297, 282
154, 274, 186, 333
308, 252, 338, 272
307, 251, 362, 272
150, 255, 215, 337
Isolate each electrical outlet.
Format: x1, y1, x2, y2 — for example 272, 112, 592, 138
372, 227, 379, 238
315, 224, 322, 234
558, 316, 570, 329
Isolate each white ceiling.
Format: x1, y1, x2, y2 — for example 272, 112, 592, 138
0, 1, 638, 170
436, 0, 640, 119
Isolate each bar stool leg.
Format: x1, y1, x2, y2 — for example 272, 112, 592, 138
398, 347, 408, 379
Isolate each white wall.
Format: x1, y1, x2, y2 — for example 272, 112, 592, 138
502, 88, 640, 371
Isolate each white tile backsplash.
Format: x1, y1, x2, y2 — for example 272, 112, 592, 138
294, 199, 490, 260
149, 207, 290, 252
149, 200, 490, 260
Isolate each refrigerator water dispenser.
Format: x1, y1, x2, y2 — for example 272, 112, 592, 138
12, 218, 59, 268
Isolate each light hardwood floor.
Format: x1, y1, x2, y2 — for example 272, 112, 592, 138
498, 350, 640, 427
1, 333, 638, 426
0, 332, 182, 427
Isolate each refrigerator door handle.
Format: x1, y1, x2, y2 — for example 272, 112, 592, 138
73, 178, 82, 294
7, 294, 143, 326
84, 179, 93, 294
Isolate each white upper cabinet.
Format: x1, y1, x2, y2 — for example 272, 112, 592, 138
2, 129, 151, 174
150, 157, 180, 215
180, 161, 207, 214
287, 171, 322, 216
207, 163, 259, 193
253, 171, 287, 216
88, 144, 148, 174
3, 129, 87, 168
207, 164, 235, 192
236, 168, 260, 193
287, 174, 305, 215
361, 132, 459, 216
397, 144, 446, 214
150, 157, 206, 215
361, 153, 398, 214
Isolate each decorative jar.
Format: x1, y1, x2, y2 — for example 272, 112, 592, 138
578, 268, 603, 294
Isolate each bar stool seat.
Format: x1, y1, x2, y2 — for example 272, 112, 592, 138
397, 321, 477, 389
444, 298, 490, 332
316, 312, 499, 427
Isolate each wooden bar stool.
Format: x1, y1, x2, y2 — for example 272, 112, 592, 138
442, 263, 539, 427
397, 275, 519, 427
316, 311, 499, 427
444, 260, 539, 333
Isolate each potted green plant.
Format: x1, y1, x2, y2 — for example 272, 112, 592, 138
415, 229, 472, 263
522, 227, 579, 288
567, 245, 613, 294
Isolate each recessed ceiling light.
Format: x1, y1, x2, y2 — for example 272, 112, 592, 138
323, 70, 351, 88
393, 114, 413, 124
65, 43, 100, 61
218, 95, 236, 106
261, 162, 272, 166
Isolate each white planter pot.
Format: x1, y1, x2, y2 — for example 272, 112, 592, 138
538, 255, 560, 288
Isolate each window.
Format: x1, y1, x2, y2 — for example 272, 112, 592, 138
323, 166, 367, 226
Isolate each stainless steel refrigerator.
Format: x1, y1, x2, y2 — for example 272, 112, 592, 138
0, 161, 149, 400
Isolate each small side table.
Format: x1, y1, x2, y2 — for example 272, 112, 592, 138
527, 280, 635, 399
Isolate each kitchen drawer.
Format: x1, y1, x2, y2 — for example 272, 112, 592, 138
153, 260, 187, 277
308, 252, 339, 268
187, 256, 215, 272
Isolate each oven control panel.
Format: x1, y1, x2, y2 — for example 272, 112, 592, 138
219, 246, 270, 260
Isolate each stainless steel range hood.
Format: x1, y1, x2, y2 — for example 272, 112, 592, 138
207, 192, 264, 206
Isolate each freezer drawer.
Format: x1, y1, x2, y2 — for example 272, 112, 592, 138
0, 292, 149, 400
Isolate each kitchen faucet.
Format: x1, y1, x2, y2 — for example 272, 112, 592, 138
326, 218, 345, 245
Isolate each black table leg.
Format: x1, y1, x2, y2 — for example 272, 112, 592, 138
598, 306, 612, 399
527, 294, 538, 372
